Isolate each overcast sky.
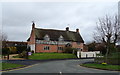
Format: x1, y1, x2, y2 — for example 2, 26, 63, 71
2, 1, 118, 43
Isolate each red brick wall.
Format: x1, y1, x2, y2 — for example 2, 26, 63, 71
35, 42, 84, 53
28, 29, 35, 45
36, 44, 64, 53
83, 45, 88, 52
72, 42, 84, 51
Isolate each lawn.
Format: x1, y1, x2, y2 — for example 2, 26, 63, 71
29, 53, 77, 60
80, 63, 120, 71
0, 62, 26, 71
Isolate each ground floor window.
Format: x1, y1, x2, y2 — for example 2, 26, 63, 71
76, 48, 82, 51
44, 46, 50, 50
58, 47, 63, 50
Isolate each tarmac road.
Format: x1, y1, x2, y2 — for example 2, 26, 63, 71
3, 59, 119, 73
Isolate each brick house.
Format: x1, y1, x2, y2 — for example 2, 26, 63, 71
27, 23, 87, 53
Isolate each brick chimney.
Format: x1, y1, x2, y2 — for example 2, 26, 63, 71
32, 22, 35, 29
66, 27, 69, 31
76, 28, 79, 33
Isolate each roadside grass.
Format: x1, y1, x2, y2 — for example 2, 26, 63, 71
0, 62, 26, 71
80, 63, 120, 71
29, 53, 77, 60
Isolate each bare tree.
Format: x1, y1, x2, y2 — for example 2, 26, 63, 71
94, 15, 120, 57
0, 32, 8, 48
0, 32, 8, 41
0, 31, 9, 59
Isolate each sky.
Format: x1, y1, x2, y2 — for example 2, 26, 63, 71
1, 1, 118, 44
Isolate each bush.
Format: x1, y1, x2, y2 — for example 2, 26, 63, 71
2, 47, 10, 55
31, 50, 34, 53
95, 52, 120, 65
8, 47, 17, 54
18, 51, 27, 58
63, 47, 78, 57
64, 47, 74, 53
16, 45, 27, 53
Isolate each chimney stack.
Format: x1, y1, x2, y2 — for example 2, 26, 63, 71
32, 22, 35, 29
66, 27, 69, 31
76, 28, 79, 33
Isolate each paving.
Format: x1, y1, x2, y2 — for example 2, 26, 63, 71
3, 59, 120, 74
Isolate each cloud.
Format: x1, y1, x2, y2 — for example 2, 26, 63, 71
2, 2, 118, 43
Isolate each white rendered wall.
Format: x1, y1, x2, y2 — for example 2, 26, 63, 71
29, 44, 35, 52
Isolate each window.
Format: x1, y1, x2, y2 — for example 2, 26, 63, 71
76, 48, 81, 50
77, 42, 80, 45
58, 35, 64, 41
44, 46, 50, 50
44, 34, 50, 41
58, 47, 63, 50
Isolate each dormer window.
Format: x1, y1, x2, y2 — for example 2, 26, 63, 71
44, 34, 50, 41
58, 35, 64, 41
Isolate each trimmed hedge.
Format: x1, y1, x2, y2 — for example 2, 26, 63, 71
95, 57, 120, 65
95, 52, 120, 65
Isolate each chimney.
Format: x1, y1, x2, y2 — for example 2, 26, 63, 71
66, 27, 69, 31
76, 28, 79, 33
32, 22, 35, 29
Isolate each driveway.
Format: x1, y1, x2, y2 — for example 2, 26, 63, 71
3, 59, 119, 74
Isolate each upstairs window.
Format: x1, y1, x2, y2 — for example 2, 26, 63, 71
58, 35, 64, 41
44, 34, 50, 41
77, 42, 80, 45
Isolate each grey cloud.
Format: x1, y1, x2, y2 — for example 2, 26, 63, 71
2, 2, 118, 43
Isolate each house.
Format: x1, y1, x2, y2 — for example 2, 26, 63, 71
27, 22, 87, 53
2, 41, 27, 48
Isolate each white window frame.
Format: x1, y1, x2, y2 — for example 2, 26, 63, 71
44, 46, 50, 50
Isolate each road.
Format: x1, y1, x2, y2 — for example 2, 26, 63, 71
3, 59, 119, 74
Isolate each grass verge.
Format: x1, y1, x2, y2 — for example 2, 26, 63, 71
0, 62, 26, 71
80, 63, 120, 71
29, 53, 77, 60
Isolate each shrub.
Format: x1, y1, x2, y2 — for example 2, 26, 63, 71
16, 45, 27, 53
2, 47, 10, 56
31, 50, 34, 53
63, 47, 78, 57
64, 47, 74, 53
95, 52, 120, 65
18, 51, 27, 58
8, 47, 17, 54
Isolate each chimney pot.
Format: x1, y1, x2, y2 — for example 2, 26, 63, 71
76, 28, 79, 33
66, 27, 69, 31
32, 22, 35, 29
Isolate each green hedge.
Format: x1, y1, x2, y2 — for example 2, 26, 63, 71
95, 57, 120, 65
95, 52, 120, 65
81, 63, 120, 71
29, 53, 77, 60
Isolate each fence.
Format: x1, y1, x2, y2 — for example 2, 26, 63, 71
77, 51, 100, 58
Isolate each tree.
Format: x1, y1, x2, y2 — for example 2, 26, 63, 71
94, 15, 120, 58
2, 47, 10, 60
87, 41, 96, 51
0, 32, 8, 48
0, 32, 9, 59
